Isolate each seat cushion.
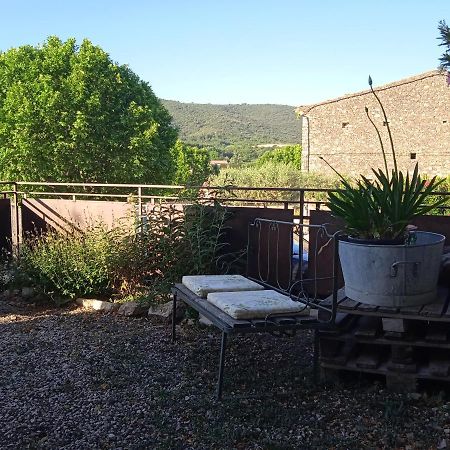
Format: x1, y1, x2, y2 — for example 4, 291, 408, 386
182, 275, 264, 298
206, 289, 310, 319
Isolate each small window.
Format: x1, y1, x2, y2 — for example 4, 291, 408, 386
443, 120, 448, 124
410, 153, 417, 160
342, 122, 349, 128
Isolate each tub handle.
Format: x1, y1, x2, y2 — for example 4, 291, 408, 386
390, 261, 420, 278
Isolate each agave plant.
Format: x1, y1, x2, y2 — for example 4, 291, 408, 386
328, 165, 444, 240
325, 76, 445, 241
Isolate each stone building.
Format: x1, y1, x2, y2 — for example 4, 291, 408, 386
297, 70, 450, 177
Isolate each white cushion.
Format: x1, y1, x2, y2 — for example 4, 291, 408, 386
206, 290, 310, 319
182, 275, 264, 298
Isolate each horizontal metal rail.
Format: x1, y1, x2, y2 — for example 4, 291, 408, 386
0, 180, 337, 193
1, 181, 449, 219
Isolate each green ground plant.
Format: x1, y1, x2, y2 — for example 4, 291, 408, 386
10, 201, 229, 304
141, 202, 229, 299
13, 224, 134, 303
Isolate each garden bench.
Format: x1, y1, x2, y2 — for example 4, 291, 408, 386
171, 219, 340, 400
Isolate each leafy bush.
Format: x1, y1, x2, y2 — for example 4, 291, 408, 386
424, 174, 450, 215
171, 140, 215, 186
11, 202, 229, 303
210, 162, 340, 203
140, 202, 229, 297
255, 145, 301, 169
14, 224, 135, 302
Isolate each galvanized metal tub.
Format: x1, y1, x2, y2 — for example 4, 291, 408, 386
339, 231, 445, 307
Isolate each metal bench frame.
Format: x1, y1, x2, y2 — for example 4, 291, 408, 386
171, 220, 340, 400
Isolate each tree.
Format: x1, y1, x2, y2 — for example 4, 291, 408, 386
171, 140, 214, 185
0, 37, 178, 183
255, 144, 302, 169
438, 20, 450, 70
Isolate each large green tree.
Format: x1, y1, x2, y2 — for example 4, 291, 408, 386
0, 37, 178, 183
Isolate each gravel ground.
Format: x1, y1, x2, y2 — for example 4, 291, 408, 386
1, 297, 450, 449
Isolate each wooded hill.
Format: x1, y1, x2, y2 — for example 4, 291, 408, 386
162, 100, 301, 152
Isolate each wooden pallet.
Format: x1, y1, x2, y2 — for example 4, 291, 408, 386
320, 287, 450, 321
319, 286, 450, 391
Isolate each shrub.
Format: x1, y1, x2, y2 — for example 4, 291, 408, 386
424, 174, 450, 215
11, 201, 229, 304
255, 145, 302, 169
14, 224, 135, 302
140, 202, 229, 298
171, 140, 215, 186
210, 162, 340, 203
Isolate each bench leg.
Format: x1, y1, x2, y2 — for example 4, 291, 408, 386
171, 292, 177, 342
216, 331, 228, 401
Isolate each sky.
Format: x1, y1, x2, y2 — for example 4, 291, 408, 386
1, 0, 449, 106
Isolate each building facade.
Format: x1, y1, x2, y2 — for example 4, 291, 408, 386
297, 70, 450, 177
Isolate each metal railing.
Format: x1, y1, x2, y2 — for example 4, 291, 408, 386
0, 180, 342, 223
1, 179, 449, 221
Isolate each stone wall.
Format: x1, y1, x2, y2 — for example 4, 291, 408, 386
299, 71, 450, 177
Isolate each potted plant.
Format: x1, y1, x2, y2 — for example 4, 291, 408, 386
323, 76, 446, 307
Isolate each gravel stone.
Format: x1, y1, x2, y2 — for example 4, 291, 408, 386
1, 295, 450, 449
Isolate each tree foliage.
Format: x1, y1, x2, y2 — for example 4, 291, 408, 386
438, 20, 450, 69
171, 140, 215, 185
162, 99, 301, 159
210, 162, 340, 202
0, 36, 178, 183
255, 144, 301, 169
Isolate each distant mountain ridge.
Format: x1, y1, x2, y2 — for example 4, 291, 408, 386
161, 100, 301, 151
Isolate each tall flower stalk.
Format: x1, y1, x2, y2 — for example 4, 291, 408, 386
325, 77, 445, 240
367, 75, 398, 173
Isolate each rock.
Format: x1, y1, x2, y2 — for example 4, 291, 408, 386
198, 314, 213, 327
118, 301, 148, 317
408, 392, 421, 401
21, 287, 34, 299
76, 298, 119, 313
147, 300, 186, 323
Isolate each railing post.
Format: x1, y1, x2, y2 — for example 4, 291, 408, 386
299, 190, 305, 224
11, 182, 20, 257
137, 186, 144, 231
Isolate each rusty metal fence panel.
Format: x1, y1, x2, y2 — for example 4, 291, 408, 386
0, 180, 449, 260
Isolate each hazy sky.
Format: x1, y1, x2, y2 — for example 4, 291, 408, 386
1, 0, 449, 105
